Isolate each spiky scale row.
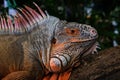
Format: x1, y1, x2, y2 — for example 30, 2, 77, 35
0, 2, 48, 34
24, 5, 41, 23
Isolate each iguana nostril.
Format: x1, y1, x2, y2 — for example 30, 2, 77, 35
90, 29, 97, 36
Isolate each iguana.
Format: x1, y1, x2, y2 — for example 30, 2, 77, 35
0, 2, 99, 80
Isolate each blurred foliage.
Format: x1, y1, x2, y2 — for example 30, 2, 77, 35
1, 0, 120, 50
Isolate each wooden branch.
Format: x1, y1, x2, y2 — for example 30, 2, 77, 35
70, 46, 120, 80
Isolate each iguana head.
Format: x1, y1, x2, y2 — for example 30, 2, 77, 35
0, 2, 98, 73
49, 21, 98, 72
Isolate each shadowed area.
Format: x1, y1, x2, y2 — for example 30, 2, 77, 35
70, 46, 120, 80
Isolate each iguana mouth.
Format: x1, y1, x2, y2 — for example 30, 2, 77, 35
67, 37, 98, 43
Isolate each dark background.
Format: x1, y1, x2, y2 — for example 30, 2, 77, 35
0, 0, 120, 50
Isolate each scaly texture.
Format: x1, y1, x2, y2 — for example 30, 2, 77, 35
0, 2, 98, 80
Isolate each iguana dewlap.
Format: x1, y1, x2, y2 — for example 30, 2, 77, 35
0, 2, 98, 80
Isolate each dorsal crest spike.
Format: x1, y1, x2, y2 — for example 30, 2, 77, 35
15, 15, 23, 33
0, 16, 1, 30
1, 16, 4, 30
45, 11, 50, 18
0, 17, 2, 30
14, 16, 19, 32
3, 17, 8, 31
33, 2, 47, 18
7, 15, 14, 33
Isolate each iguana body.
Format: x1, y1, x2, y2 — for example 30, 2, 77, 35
0, 2, 98, 80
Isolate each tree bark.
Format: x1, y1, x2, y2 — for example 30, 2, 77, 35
70, 46, 120, 80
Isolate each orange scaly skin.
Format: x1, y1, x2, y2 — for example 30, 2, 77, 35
0, 3, 98, 80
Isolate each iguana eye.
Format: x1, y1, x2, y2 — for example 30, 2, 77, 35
65, 28, 80, 36
71, 29, 75, 34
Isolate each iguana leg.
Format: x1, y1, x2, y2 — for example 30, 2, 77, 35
43, 73, 59, 80
2, 71, 39, 80
43, 69, 71, 80
58, 70, 71, 80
